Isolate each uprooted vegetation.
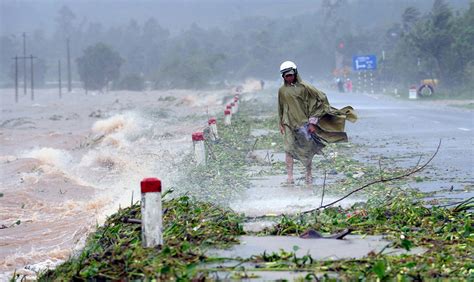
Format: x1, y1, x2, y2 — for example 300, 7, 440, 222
36, 192, 472, 281
34, 99, 473, 281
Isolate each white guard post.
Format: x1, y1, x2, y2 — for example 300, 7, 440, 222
230, 102, 237, 114
224, 109, 232, 125
192, 132, 206, 165
409, 86, 417, 99
208, 117, 218, 141
141, 177, 163, 248
234, 96, 239, 112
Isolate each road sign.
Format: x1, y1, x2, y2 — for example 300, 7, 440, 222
352, 55, 377, 71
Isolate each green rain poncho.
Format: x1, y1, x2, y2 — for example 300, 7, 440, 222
278, 73, 357, 165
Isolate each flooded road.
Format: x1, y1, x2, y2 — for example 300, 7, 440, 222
0, 88, 229, 278
0, 84, 471, 279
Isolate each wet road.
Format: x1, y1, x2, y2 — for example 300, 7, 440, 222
327, 90, 473, 199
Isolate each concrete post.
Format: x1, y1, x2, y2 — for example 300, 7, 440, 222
233, 97, 239, 113
208, 118, 218, 141
140, 177, 163, 248
192, 132, 206, 165
224, 110, 232, 126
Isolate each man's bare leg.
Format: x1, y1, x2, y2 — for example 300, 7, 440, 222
305, 161, 313, 185
285, 153, 294, 184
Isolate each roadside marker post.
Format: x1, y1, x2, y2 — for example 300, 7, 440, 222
233, 98, 239, 113
192, 132, 206, 165
224, 109, 232, 125
140, 178, 163, 248
208, 118, 218, 141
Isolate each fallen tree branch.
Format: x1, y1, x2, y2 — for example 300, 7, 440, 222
245, 140, 441, 221
302, 139, 441, 214
122, 218, 141, 224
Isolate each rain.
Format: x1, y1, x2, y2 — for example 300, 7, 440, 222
0, 0, 472, 280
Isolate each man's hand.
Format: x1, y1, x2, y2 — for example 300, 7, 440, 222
308, 124, 317, 133
280, 125, 285, 134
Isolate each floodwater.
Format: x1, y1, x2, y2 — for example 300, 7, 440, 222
0, 86, 240, 279
207, 235, 425, 260
230, 172, 362, 218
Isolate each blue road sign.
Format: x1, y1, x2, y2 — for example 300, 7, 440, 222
353, 55, 377, 71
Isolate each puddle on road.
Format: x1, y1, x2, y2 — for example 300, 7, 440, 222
208, 270, 327, 281
207, 235, 425, 261
231, 174, 363, 217
407, 180, 473, 206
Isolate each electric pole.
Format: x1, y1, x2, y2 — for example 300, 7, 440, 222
22, 32, 27, 95
13, 56, 19, 103
58, 60, 62, 98
67, 38, 72, 92
30, 55, 35, 101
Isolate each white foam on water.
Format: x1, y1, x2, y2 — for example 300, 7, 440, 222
0, 89, 229, 279
231, 196, 360, 217
92, 112, 143, 136
21, 147, 72, 168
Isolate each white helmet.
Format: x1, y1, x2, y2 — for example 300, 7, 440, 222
280, 61, 297, 74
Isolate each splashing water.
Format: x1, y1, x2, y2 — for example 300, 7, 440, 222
21, 147, 72, 169
0, 88, 228, 280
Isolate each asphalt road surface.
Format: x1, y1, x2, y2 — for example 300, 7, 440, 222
327, 90, 473, 201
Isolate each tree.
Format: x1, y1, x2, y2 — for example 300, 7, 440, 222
402, 0, 454, 85
116, 73, 145, 91
76, 43, 123, 90
402, 7, 421, 33
55, 5, 76, 38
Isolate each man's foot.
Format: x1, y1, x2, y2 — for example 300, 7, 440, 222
281, 178, 294, 186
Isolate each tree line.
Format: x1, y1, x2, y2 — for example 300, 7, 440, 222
0, 0, 472, 94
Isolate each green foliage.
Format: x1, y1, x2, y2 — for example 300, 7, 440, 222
33, 96, 474, 281
255, 194, 473, 280
37, 195, 244, 281
154, 52, 225, 89
2, 1, 472, 93
116, 73, 145, 91
396, 0, 474, 89
372, 260, 387, 280
173, 108, 252, 204
76, 43, 123, 90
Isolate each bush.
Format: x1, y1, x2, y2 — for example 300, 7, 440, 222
116, 73, 145, 91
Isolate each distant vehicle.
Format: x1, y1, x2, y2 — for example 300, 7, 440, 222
418, 79, 438, 97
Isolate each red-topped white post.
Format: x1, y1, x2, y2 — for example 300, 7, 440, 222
234, 96, 239, 110
140, 177, 163, 248
224, 109, 232, 125
192, 132, 206, 165
230, 102, 237, 114
208, 117, 218, 141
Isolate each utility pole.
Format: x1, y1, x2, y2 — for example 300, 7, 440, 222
13, 56, 19, 103
30, 55, 35, 101
58, 60, 62, 98
22, 32, 27, 95
67, 38, 72, 92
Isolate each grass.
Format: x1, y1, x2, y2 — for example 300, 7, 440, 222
33, 97, 473, 281
37, 195, 245, 281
